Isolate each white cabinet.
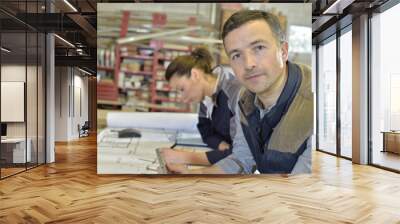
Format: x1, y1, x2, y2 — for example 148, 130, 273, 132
1, 138, 32, 163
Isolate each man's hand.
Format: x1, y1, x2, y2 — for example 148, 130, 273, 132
160, 148, 189, 174
160, 148, 187, 164
217, 141, 230, 151
159, 148, 226, 174
165, 163, 188, 174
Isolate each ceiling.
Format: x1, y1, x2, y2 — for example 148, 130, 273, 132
310, 0, 391, 44
0, 0, 97, 74
1, 0, 396, 73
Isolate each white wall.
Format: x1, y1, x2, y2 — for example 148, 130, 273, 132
312, 45, 316, 150
55, 67, 89, 141
55, 67, 69, 141
71, 73, 89, 138
74, 73, 89, 123
1, 65, 26, 81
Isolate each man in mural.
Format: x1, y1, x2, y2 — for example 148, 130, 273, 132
164, 10, 313, 174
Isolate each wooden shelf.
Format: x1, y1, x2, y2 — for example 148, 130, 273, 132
124, 87, 147, 91
98, 80, 115, 85
153, 96, 180, 103
131, 97, 150, 101
148, 104, 189, 113
97, 66, 114, 72
121, 102, 189, 113
121, 70, 153, 76
155, 88, 172, 92
132, 46, 189, 52
137, 46, 156, 50
160, 47, 190, 52
121, 54, 153, 60
97, 99, 124, 106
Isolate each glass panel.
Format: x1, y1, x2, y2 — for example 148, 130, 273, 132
38, 32, 45, 165
340, 29, 352, 158
27, 31, 38, 169
317, 37, 337, 154
0, 1, 46, 178
312, 45, 317, 151
1, 32, 27, 178
0, 1, 28, 178
371, 4, 400, 171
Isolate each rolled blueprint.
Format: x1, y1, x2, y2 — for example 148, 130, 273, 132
107, 112, 199, 133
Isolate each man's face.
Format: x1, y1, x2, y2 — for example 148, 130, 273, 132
169, 73, 204, 104
224, 19, 288, 94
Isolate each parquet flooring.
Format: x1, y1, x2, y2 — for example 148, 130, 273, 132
0, 134, 400, 223
1, 167, 26, 178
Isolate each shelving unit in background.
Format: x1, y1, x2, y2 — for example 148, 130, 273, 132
97, 48, 120, 107
97, 11, 196, 112
117, 44, 192, 112
97, 11, 130, 109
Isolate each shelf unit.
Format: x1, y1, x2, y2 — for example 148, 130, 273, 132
97, 48, 119, 104
97, 69, 118, 102
114, 45, 192, 112
97, 66, 114, 72
97, 11, 194, 112
121, 70, 153, 76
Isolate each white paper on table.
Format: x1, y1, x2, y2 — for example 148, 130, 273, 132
139, 129, 175, 142
176, 132, 202, 139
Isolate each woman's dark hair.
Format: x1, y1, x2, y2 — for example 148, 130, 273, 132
165, 47, 213, 81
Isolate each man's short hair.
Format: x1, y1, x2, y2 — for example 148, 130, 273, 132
222, 10, 286, 45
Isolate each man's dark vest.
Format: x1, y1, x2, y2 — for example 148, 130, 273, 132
238, 61, 313, 173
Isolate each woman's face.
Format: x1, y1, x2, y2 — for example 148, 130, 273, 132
169, 72, 204, 104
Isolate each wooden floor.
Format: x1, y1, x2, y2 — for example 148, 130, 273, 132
0, 167, 26, 178
1, 135, 400, 223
